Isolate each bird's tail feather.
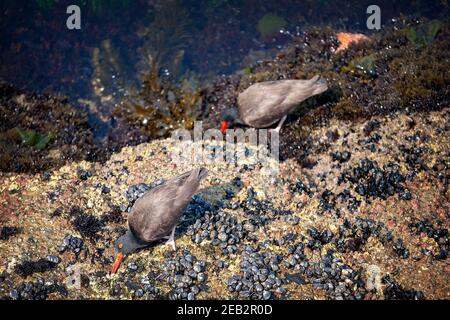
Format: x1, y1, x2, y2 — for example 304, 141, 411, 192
195, 167, 208, 181
309, 75, 328, 96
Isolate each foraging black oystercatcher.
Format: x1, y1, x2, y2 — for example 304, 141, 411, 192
111, 167, 208, 274
220, 75, 328, 134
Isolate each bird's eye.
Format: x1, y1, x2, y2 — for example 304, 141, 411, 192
118, 243, 123, 249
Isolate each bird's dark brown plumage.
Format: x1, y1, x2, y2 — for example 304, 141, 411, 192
128, 167, 208, 243
237, 75, 328, 128
111, 167, 208, 274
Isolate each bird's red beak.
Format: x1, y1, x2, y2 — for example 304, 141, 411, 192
111, 252, 123, 274
220, 121, 230, 135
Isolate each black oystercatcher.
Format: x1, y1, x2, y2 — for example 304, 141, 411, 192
111, 167, 208, 274
220, 75, 328, 134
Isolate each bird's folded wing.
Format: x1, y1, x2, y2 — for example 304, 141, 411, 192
239, 82, 294, 125
128, 172, 197, 242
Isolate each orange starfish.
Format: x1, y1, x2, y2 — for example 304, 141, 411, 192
335, 32, 369, 53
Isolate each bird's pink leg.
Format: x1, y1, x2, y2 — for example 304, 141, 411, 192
273, 115, 287, 133
165, 226, 177, 251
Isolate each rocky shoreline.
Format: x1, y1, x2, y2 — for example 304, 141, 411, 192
0, 18, 449, 300
0, 106, 448, 299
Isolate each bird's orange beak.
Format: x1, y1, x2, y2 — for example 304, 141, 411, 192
111, 252, 123, 274
220, 121, 229, 135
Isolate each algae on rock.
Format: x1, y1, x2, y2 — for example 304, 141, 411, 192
341, 54, 378, 78
257, 13, 287, 37
14, 128, 54, 150
404, 20, 442, 47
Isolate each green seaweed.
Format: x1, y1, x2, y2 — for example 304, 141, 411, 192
341, 54, 377, 78
121, 1, 195, 137
257, 13, 287, 37
91, 39, 135, 102
117, 70, 203, 138
137, 0, 191, 79
242, 66, 253, 75
404, 20, 441, 47
15, 128, 53, 150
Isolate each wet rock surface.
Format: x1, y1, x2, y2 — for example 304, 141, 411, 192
0, 104, 448, 300
199, 19, 450, 165
0, 82, 95, 173
0, 82, 146, 175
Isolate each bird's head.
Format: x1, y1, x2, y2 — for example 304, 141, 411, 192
220, 108, 241, 134
111, 230, 144, 274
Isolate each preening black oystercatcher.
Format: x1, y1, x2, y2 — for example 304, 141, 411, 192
220, 75, 328, 134
111, 167, 208, 274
